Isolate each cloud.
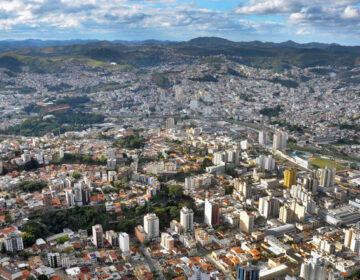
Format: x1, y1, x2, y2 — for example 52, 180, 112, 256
0, 0, 359, 42
342, 5, 360, 19
235, 0, 360, 38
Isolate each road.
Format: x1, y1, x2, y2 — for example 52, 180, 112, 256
140, 245, 165, 280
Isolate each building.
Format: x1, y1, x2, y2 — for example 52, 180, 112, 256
119, 232, 130, 253
302, 176, 318, 194
318, 166, 336, 189
5, 232, 24, 252
166, 118, 175, 130
300, 255, 327, 280
279, 200, 305, 223
237, 265, 259, 280
74, 181, 90, 206
256, 155, 275, 171
344, 228, 360, 254
105, 230, 119, 247
65, 188, 75, 206
144, 213, 159, 240
234, 179, 251, 199
213, 151, 225, 165
48, 253, 61, 268
258, 131, 267, 146
161, 232, 174, 251
43, 192, 53, 209
180, 206, 194, 232
272, 131, 287, 151
259, 196, 279, 218
0, 264, 23, 280
92, 224, 103, 249
135, 225, 148, 243
204, 199, 219, 227
284, 167, 297, 188
239, 210, 254, 234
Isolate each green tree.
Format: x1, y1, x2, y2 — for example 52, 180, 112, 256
5, 214, 12, 224
72, 173, 82, 180
169, 185, 183, 199
37, 275, 48, 280
225, 185, 234, 195
23, 233, 36, 247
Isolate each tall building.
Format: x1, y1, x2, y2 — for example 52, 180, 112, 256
318, 166, 336, 189
161, 232, 174, 251
300, 255, 327, 280
204, 199, 219, 227
144, 213, 160, 240
48, 253, 61, 268
344, 228, 360, 254
258, 196, 279, 218
284, 167, 297, 188
302, 176, 319, 194
165, 118, 175, 130
105, 230, 119, 247
92, 224, 103, 249
273, 131, 287, 151
74, 182, 90, 206
213, 152, 225, 165
180, 207, 194, 232
234, 179, 251, 199
65, 188, 75, 206
5, 232, 24, 252
258, 131, 267, 146
256, 155, 275, 171
279, 200, 305, 223
236, 265, 259, 280
239, 210, 254, 234
43, 192, 53, 209
119, 232, 130, 253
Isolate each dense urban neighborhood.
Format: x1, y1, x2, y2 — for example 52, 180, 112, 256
0, 38, 360, 280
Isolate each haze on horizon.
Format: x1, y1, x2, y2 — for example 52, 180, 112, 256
1, 0, 360, 45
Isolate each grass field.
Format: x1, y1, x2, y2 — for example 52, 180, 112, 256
309, 157, 346, 170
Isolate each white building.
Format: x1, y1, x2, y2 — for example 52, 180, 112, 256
273, 130, 287, 151
5, 232, 24, 252
256, 155, 275, 171
259, 196, 279, 218
144, 213, 159, 240
48, 253, 61, 268
318, 166, 336, 189
166, 118, 175, 130
119, 232, 130, 253
204, 199, 219, 228
258, 131, 267, 146
300, 255, 327, 280
180, 207, 194, 232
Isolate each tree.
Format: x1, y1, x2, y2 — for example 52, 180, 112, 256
5, 214, 12, 224
72, 173, 82, 180
225, 185, 234, 195
23, 233, 36, 247
169, 185, 183, 199
56, 236, 69, 244
37, 275, 48, 280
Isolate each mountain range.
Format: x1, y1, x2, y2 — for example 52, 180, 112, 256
0, 37, 360, 73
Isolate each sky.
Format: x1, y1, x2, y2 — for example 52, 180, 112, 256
0, 0, 360, 44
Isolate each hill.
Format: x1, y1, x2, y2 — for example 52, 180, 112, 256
0, 37, 360, 73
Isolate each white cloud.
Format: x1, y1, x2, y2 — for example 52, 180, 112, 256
342, 6, 360, 19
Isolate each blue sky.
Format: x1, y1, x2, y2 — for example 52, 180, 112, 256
0, 0, 360, 44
